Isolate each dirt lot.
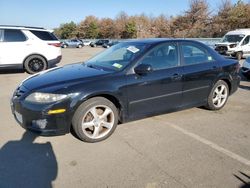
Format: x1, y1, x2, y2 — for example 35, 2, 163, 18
0, 47, 250, 188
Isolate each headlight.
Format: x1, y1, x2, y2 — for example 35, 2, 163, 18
25, 92, 71, 103
229, 44, 237, 48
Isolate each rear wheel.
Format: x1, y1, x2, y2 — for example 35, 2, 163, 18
206, 80, 229, 110
24, 55, 47, 74
72, 97, 118, 142
78, 44, 83, 48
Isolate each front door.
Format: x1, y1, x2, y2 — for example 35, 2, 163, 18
126, 42, 183, 119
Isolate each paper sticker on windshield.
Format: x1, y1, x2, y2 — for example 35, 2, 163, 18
208, 56, 213, 61
112, 63, 123, 69
127, 46, 140, 53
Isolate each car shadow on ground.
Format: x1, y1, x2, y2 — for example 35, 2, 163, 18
0, 131, 58, 188
0, 69, 25, 74
234, 171, 250, 188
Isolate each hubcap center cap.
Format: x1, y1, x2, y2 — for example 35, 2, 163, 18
93, 118, 101, 127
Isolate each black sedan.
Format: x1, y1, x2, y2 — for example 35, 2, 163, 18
11, 39, 240, 142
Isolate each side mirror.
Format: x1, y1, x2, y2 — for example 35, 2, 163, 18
134, 64, 153, 75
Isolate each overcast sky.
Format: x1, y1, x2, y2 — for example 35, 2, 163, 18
0, 0, 248, 29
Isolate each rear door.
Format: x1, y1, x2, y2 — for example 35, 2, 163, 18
180, 42, 220, 107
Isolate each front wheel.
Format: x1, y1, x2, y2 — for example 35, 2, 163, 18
72, 97, 118, 142
206, 80, 229, 110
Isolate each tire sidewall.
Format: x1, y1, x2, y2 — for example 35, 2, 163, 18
72, 97, 118, 143
24, 55, 47, 74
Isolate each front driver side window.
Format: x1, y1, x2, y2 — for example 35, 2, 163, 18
138, 43, 179, 70
242, 36, 250, 46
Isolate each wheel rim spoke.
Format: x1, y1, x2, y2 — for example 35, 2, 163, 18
217, 98, 222, 106
82, 121, 94, 129
92, 126, 100, 138
219, 85, 225, 94
102, 121, 113, 129
214, 88, 219, 95
221, 94, 227, 99
213, 97, 218, 103
90, 107, 98, 119
100, 108, 112, 120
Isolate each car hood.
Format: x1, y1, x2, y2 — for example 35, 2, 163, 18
22, 63, 111, 91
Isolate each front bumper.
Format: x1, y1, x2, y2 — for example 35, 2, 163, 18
226, 51, 236, 56
11, 86, 74, 136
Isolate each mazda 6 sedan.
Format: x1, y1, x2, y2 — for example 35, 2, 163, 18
11, 39, 240, 142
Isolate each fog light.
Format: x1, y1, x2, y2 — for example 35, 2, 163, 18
32, 119, 47, 129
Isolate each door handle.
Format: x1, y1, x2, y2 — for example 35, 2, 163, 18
171, 73, 182, 80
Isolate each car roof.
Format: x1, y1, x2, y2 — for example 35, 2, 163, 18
121, 38, 202, 45
0, 25, 53, 32
226, 29, 250, 35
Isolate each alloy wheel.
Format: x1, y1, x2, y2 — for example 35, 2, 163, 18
212, 84, 228, 108
81, 105, 115, 139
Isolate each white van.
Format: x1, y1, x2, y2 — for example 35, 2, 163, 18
215, 29, 250, 60
0, 25, 62, 74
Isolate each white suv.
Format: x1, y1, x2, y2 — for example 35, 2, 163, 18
0, 25, 62, 74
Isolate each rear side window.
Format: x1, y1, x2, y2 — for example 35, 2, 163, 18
4, 29, 27, 42
30, 30, 58, 41
181, 43, 214, 65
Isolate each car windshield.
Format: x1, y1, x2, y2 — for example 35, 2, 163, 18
222, 34, 245, 43
85, 42, 148, 72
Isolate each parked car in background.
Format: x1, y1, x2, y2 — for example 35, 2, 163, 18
0, 25, 61, 74
102, 41, 119, 48
90, 39, 109, 47
61, 39, 83, 48
81, 40, 92, 46
242, 57, 250, 79
215, 29, 250, 60
11, 39, 240, 143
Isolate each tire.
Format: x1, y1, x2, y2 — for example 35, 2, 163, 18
236, 52, 243, 61
78, 44, 83, 48
63, 44, 67, 48
206, 80, 229, 110
24, 55, 47, 74
72, 97, 118, 143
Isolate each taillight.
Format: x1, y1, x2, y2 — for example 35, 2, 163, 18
48, 43, 61, 47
